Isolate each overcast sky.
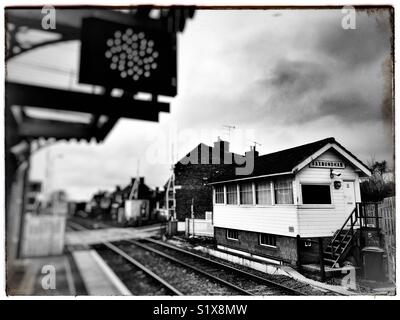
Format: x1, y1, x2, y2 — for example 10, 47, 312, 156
7, 8, 393, 200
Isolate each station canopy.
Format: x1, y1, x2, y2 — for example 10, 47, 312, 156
5, 7, 195, 144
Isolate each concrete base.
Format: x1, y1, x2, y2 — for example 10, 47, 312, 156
192, 244, 357, 295
301, 263, 356, 274
300, 263, 360, 282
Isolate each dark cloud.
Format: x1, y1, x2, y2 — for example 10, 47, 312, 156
314, 11, 391, 68
243, 11, 393, 127
261, 59, 329, 98
319, 92, 380, 123
380, 55, 394, 125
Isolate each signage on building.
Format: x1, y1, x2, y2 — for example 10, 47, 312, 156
79, 17, 177, 97
309, 160, 345, 169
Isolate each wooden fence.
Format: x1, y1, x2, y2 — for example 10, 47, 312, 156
185, 218, 214, 237
379, 197, 395, 283
380, 197, 396, 239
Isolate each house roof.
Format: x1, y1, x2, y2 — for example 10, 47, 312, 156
176, 142, 243, 165
164, 142, 246, 185
209, 137, 371, 184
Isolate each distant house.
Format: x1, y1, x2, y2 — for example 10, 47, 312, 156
165, 138, 245, 221
109, 177, 162, 225
209, 137, 371, 267
88, 190, 112, 219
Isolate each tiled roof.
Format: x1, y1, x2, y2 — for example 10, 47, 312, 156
210, 137, 369, 183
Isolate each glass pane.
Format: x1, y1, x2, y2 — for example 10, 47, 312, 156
227, 229, 238, 239
215, 186, 224, 203
260, 233, 276, 246
274, 178, 293, 204
226, 184, 237, 204
302, 185, 331, 204
240, 182, 253, 204
256, 180, 272, 205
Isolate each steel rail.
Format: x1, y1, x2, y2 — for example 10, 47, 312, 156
140, 238, 306, 296
128, 239, 253, 295
68, 221, 345, 296
102, 242, 183, 296
67, 221, 183, 296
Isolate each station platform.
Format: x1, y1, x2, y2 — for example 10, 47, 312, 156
7, 249, 131, 296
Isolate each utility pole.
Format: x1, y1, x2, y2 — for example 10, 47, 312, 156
191, 198, 194, 237
166, 142, 176, 221
44, 149, 63, 200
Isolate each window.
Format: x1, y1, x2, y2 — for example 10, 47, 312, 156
301, 184, 332, 204
256, 180, 272, 205
240, 182, 253, 204
227, 229, 239, 240
274, 178, 293, 204
215, 186, 224, 204
259, 233, 277, 247
226, 184, 238, 205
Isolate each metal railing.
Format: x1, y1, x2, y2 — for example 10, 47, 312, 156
326, 202, 382, 267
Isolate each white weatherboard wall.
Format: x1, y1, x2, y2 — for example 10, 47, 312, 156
213, 205, 298, 237
296, 149, 361, 238
213, 148, 363, 239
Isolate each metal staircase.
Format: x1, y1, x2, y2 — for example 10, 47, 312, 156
323, 202, 381, 268
324, 206, 359, 268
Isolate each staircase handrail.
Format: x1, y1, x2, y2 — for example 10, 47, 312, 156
328, 206, 357, 259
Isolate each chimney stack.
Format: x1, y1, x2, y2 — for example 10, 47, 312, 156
212, 137, 231, 164
213, 136, 230, 153
245, 145, 259, 159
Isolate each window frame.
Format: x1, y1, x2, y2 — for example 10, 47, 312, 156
239, 181, 254, 205
214, 185, 225, 204
226, 229, 239, 241
274, 178, 294, 205
226, 183, 238, 205
255, 180, 273, 206
299, 182, 335, 208
259, 233, 277, 248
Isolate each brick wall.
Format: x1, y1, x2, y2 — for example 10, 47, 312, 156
174, 162, 237, 220
298, 237, 331, 264
214, 227, 298, 266
173, 140, 245, 221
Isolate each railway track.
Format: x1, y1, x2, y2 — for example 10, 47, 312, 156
68, 221, 344, 296
69, 222, 281, 295
67, 221, 183, 295
128, 238, 306, 296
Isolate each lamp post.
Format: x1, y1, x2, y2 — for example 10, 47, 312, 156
44, 149, 64, 200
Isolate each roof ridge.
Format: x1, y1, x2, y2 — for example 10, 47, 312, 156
257, 137, 335, 158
